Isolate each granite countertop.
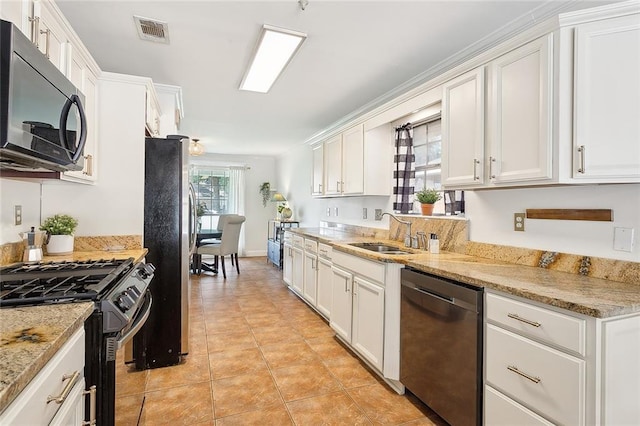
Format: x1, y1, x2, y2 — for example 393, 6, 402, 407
0, 302, 94, 414
290, 228, 640, 319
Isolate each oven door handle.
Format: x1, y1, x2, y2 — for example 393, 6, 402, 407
117, 292, 152, 350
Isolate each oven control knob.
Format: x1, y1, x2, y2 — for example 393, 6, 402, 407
116, 293, 135, 311
127, 285, 141, 298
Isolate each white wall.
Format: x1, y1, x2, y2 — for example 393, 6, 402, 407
41, 76, 147, 236
191, 153, 278, 257
0, 179, 42, 243
465, 184, 640, 262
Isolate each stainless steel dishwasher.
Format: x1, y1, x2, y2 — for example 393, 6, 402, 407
400, 267, 483, 426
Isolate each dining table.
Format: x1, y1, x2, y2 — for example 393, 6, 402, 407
192, 229, 222, 274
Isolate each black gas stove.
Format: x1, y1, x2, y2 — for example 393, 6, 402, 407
0, 257, 155, 425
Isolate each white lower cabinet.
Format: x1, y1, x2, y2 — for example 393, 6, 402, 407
291, 245, 304, 295
330, 253, 385, 372
351, 276, 384, 371
0, 327, 85, 425
485, 290, 640, 426
316, 244, 333, 318
485, 385, 554, 426
282, 242, 292, 286
303, 250, 318, 305
330, 265, 353, 342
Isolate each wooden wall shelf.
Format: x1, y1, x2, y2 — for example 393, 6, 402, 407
525, 209, 613, 222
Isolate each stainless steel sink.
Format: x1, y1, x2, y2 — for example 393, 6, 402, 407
349, 242, 411, 255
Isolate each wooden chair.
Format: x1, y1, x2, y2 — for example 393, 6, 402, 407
197, 215, 245, 278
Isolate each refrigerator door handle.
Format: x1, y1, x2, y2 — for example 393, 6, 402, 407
189, 184, 198, 254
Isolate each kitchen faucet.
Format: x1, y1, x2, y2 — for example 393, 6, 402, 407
381, 212, 412, 247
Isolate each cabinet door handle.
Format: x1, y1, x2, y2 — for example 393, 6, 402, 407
84, 154, 93, 176
29, 16, 40, 47
489, 156, 496, 179
507, 365, 541, 384
47, 371, 80, 404
336, 181, 340, 192
507, 313, 541, 328
577, 145, 586, 174
82, 385, 97, 425
473, 159, 480, 181
40, 28, 51, 59
319, 184, 323, 193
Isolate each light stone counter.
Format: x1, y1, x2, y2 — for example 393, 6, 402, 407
290, 228, 640, 319
0, 302, 94, 414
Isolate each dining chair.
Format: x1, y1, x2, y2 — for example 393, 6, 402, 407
197, 215, 245, 278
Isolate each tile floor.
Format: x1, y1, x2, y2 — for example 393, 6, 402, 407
115, 257, 447, 425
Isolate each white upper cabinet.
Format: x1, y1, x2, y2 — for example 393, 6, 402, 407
442, 67, 486, 187
324, 134, 342, 196
488, 34, 554, 184
572, 14, 640, 181
145, 85, 161, 137
33, 0, 67, 72
319, 124, 365, 196
63, 45, 98, 183
311, 143, 324, 195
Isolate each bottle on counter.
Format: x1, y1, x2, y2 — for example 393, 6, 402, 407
429, 233, 440, 254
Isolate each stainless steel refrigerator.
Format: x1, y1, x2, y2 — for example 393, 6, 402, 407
127, 136, 196, 369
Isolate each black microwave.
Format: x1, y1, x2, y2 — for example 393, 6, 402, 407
0, 19, 86, 172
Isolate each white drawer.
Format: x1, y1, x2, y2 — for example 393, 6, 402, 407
318, 243, 332, 260
283, 231, 293, 242
331, 250, 385, 284
486, 292, 586, 356
486, 324, 585, 426
485, 385, 554, 426
292, 234, 304, 248
304, 238, 318, 253
0, 327, 85, 425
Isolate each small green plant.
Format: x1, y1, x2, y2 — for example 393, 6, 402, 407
259, 182, 271, 207
196, 202, 207, 217
415, 188, 442, 204
40, 214, 78, 235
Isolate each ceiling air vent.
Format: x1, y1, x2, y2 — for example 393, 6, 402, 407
134, 15, 170, 44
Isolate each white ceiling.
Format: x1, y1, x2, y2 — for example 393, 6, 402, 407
56, 0, 612, 156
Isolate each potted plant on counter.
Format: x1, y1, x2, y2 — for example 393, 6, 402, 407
415, 188, 442, 216
40, 214, 78, 255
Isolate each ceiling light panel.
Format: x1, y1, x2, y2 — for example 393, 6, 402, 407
240, 25, 307, 93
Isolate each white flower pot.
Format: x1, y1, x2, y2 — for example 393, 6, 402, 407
46, 235, 74, 255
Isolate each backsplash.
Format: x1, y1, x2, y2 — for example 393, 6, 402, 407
0, 235, 143, 266
465, 241, 640, 287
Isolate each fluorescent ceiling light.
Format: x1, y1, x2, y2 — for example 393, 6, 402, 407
239, 25, 307, 93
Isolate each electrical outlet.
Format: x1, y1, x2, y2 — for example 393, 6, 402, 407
363, 208, 367, 219
334, 207, 339, 216
375, 209, 383, 221
14, 205, 22, 226
514, 213, 525, 231
326, 207, 331, 217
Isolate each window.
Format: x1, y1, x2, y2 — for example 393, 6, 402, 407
190, 167, 230, 229
413, 118, 445, 214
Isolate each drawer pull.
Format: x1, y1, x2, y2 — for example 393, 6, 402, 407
82, 385, 97, 425
47, 371, 80, 404
507, 313, 541, 328
507, 365, 541, 384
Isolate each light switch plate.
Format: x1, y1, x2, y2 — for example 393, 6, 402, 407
14, 205, 22, 226
362, 208, 367, 219
613, 227, 634, 252
326, 208, 331, 217
514, 213, 525, 231
375, 209, 383, 221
